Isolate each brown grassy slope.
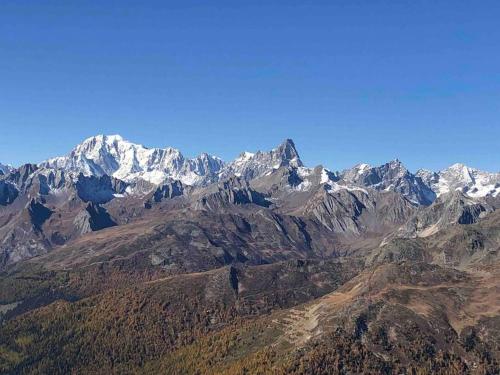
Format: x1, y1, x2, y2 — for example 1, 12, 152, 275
1, 261, 498, 374
0, 259, 360, 374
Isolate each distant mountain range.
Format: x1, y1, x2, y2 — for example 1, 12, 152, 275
1, 135, 499, 373
0, 134, 498, 269
4, 134, 499, 203
40, 134, 302, 186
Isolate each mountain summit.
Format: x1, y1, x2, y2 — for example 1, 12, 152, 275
417, 163, 500, 199
41, 135, 225, 186
341, 159, 436, 205
221, 138, 303, 181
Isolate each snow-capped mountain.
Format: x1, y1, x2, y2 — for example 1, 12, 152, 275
20, 134, 500, 203
220, 139, 303, 181
41, 135, 225, 186
40, 136, 304, 188
341, 159, 436, 205
417, 163, 500, 199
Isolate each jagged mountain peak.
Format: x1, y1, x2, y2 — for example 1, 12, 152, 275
281, 138, 295, 146
341, 159, 435, 205
387, 158, 403, 166
272, 138, 302, 167
343, 159, 408, 180
383, 158, 409, 174
220, 139, 303, 181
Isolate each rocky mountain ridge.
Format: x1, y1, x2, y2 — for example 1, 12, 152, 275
2, 135, 498, 204
0, 135, 499, 269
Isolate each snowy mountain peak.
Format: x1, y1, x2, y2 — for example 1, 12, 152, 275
386, 159, 408, 173
442, 163, 474, 182
41, 135, 224, 186
448, 162, 468, 169
341, 159, 435, 205
221, 139, 303, 181
424, 163, 500, 199
84, 134, 124, 144
356, 163, 371, 171
237, 151, 255, 161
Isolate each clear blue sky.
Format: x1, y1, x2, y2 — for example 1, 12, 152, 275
1, 1, 499, 172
